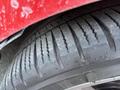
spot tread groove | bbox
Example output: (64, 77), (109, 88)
(19, 52), (27, 87)
(59, 27), (69, 53)
(28, 45), (32, 70)
(51, 31), (64, 69)
(104, 11), (120, 29)
(75, 20), (90, 45)
(112, 8), (120, 14)
(67, 23), (85, 63)
(40, 36), (44, 64)
(34, 40), (43, 78)
(91, 14), (116, 51)
(15, 57), (19, 78)
(82, 17), (99, 42)
(45, 34), (51, 61)
(24, 49), (27, 72)
(10, 63), (16, 90)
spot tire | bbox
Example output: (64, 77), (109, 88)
(1, 5), (120, 90)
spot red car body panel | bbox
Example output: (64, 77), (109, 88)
(0, 0), (98, 42)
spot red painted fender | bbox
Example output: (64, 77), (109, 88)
(0, 0), (98, 42)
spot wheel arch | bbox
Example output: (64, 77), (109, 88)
(0, 0), (98, 42)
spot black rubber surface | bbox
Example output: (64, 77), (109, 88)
(94, 80), (120, 90)
(1, 5), (120, 90)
